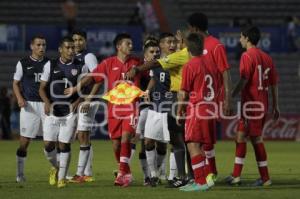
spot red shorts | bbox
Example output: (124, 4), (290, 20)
(237, 115), (266, 137)
(185, 116), (216, 144)
(108, 114), (137, 139)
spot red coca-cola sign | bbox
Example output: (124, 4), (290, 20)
(221, 115), (300, 140)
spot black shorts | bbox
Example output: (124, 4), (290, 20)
(167, 114), (184, 134)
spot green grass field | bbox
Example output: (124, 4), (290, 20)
(0, 140), (299, 199)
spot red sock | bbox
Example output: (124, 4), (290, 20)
(114, 147), (121, 164)
(119, 142), (131, 174)
(253, 143), (269, 182)
(203, 144), (217, 175)
(232, 142), (246, 177)
(191, 154), (206, 185)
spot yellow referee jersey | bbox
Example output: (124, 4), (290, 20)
(157, 48), (190, 91)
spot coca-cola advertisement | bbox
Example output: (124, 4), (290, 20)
(221, 114), (300, 141)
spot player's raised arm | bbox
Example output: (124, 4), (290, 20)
(125, 59), (160, 80)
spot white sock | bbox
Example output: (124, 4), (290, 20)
(44, 149), (58, 168)
(16, 156), (26, 177)
(156, 153), (166, 170)
(58, 152), (71, 181)
(146, 149), (157, 177)
(84, 145), (93, 176)
(160, 155), (167, 177)
(56, 152), (60, 167)
(139, 154), (150, 179)
(168, 152), (177, 180)
(76, 145), (90, 176)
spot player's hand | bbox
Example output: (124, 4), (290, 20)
(64, 86), (77, 96)
(272, 107), (280, 121)
(80, 102), (90, 114)
(125, 68), (137, 80)
(17, 98), (26, 108)
(176, 109), (185, 126)
(175, 30), (184, 49)
(143, 90), (151, 103)
(44, 102), (51, 116)
(71, 101), (80, 113)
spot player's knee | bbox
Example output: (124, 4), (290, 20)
(60, 144), (71, 153)
(156, 143), (167, 155)
(145, 142), (155, 151)
(16, 148), (27, 157)
(44, 144), (56, 153)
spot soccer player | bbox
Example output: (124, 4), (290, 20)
(157, 33), (178, 184)
(69, 30), (98, 183)
(39, 36), (83, 188)
(132, 37), (160, 186)
(65, 33), (141, 187)
(177, 32), (217, 192)
(187, 13), (231, 182)
(143, 34), (176, 187)
(13, 35), (49, 183)
(225, 26), (279, 186)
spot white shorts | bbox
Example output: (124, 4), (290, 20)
(20, 101), (45, 138)
(136, 108), (149, 139)
(77, 101), (99, 132)
(43, 113), (77, 143)
(144, 109), (170, 143)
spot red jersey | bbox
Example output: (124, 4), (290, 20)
(92, 56), (142, 117)
(203, 36), (230, 103)
(181, 56), (219, 116)
(240, 47), (278, 113)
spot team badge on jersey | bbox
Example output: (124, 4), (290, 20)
(71, 69), (78, 76)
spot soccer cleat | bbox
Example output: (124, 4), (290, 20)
(122, 173), (133, 187)
(150, 177), (160, 187)
(114, 173), (124, 186)
(206, 173), (216, 188)
(57, 179), (67, 188)
(143, 177), (151, 186)
(179, 178), (195, 190)
(16, 175), (26, 183)
(252, 178), (272, 186)
(165, 177), (188, 188)
(224, 175), (241, 186)
(49, 167), (58, 186)
(180, 182), (209, 192)
(83, 175), (95, 182)
(68, 175), (85, 183)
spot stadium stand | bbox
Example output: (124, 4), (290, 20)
(0, 0), (136, 25)
(175, 0), (300, 26)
